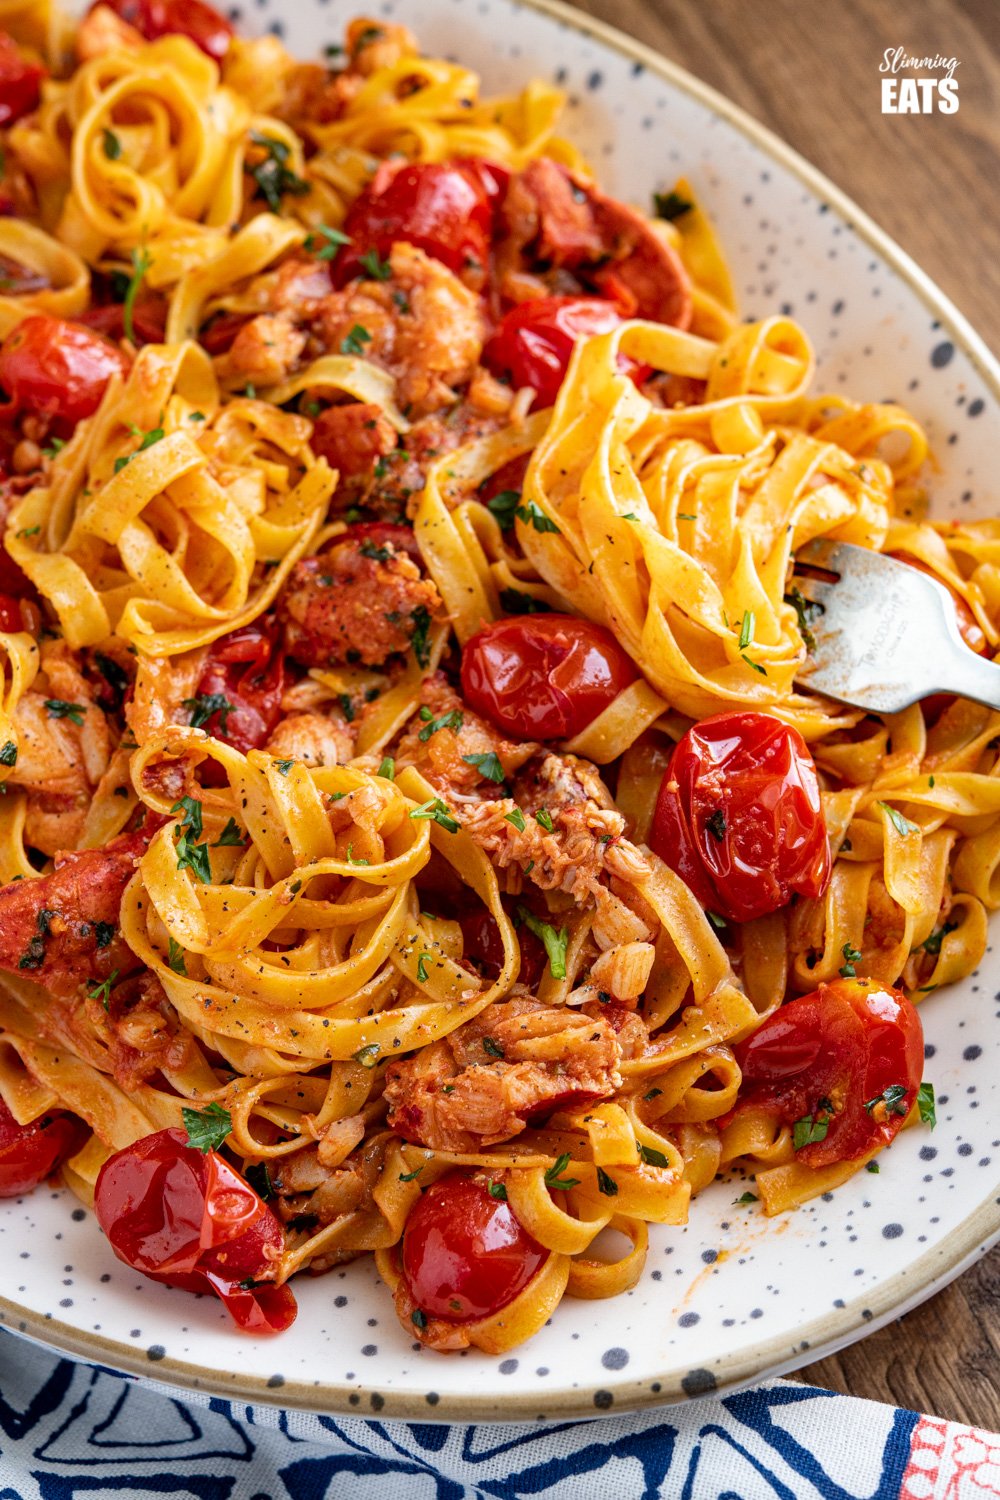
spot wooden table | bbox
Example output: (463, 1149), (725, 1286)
(561, 0), (1000, 1430)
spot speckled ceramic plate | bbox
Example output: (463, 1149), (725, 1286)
(3, 0), (999, 1422)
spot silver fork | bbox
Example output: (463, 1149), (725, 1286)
(790, 539), (1000, 713)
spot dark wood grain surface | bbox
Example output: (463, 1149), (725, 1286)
(561, 0), (1000, 1431)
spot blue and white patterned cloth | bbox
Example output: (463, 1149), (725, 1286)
(1, 1329), (997, 1499)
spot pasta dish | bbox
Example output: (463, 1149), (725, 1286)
(0, 0), (993, 1354)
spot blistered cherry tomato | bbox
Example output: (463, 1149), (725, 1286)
(192, 621), (287, 757)
(401, 1172), (545, 1322)
(483, 296), (649, 408)
(650, 711), (830, 924)
(337, 160), (497, 283)
(729, 977), (924, 1167)
(461, 614), (638, 740)
(95, 0), (233, 61)
(0, 1097), (87, 1198)
(94, 1128), (296, 1333)
(79, 294), (168, 348)
(0, 33), (45, 127)
(0, 315), (129, 431)
(889, 553), (986, 656)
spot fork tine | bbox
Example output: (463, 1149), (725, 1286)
(788, 574), (833, 609)
(795, 537), (845, 573)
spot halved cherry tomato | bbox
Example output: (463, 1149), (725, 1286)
(0, 1097), (87, 1198)
(889, 553), (986, 656)
(0, 593), (25, 632)
(650, 711), (830, 924)
(401, 1171), (545, 1322)
(461, 613), (638, 740)
(94, 1128), (296, 1333)
(0, 33), (45, 128)
(336, 160), (497, 284)
(729, 977), (924, 1167)
(192, 621), (288, 758)
(482, 296), (649, 408)
(95, 0), (233, 61)
(0, 315), (129, 431)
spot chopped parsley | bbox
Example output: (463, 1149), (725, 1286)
(94, 652), (130, 710)
(274, 759), (295, 775)
(486, 489), (521, 530)
(505, 807), (526, 832)
(103, 127), (121, 159)
(359, 248), (392, 281)
(182, 1102), (232, 1153)
(653, 190), (693, 221)
(515, 499), (560, 534)
(87, 969), (119, 1010)
(0, 741), (16, 767)
(488, 1181), (508, 1200)
(398, 1166), (424, 1183)
(377, 756), (395, 780)
(167, 936), (187, 975)
(880, 802), (920, 837)
(742, 654), (767, 675)
(734, 1191), (758, 1205)
(182, 691), (233, 732)
(171, 796), (204, 839)
(305, 224), (351, 261)
(409, 797), (460, 833)
(864, 1083), (909, 1118)
(410, 605), (432, 667)
(792, 1109), (831, 1150)
(247, 131), (310, 212)
(596, 1167), (619, 1197)
(534, 807), (554, 832)
(416, 952), (431, 983)
(462, 750), (505, 783)
(544, 1152), (580, 1191)
(917, 1081), (936, 1128)
(418, 708), (463, 742)
(638, 1143), (670, 1169)
(785, 586), (820, 653)
(738, 609), (755, 650)
(94, 922), (115, 949)
(114, 423), (164, 473)
(359, 539), (392, 561)
(411, 1308), (427, 1330)
(482, 1036), (504, 1059)
(44, 699), (85, 726)
(352, 1044), (380, 1068)
(340, 323), (372, 356)
(866, 1161), (880, 1173)
(920, 922), (957, 955)
(839, 941), (861, 978)
(213, 817), (245, 847)
(18, 908), (56, 970)
(517, 906), (568, 979)
(244, 1162), (273, 1199)
(123, 245), (151, 344)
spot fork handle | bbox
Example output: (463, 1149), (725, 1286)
(938, 642), (1000, 712)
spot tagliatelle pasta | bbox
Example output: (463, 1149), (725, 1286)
(0, 0), (994, 1355)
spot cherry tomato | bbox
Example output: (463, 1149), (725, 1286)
(0, 1097), (87, 1198)
(0, 33), (45, 128)
(650, 711), (830, 924)
(192, 621), (287, 758)
(94, 1128), (296, 1333)
(331, 520), (422, 569)
(0, 593), (25, 632)
(336, 160), (496, 284)
(459, 908), (546, 987)
(79, 294), (168, 348)
(0, 316), (129, 431)
(95, 0), (233, 61)
(461, 614), (638, 740)
(482, 296), (650, 408)
(889, 553), (986, 656)
(730, 977), (924, 1167)
(401, 1172), (545, 1322)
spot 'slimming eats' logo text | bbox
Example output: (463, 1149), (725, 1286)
(880, 48), (959, 113)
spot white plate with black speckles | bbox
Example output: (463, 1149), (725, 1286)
(3, 0), (999, 1423)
